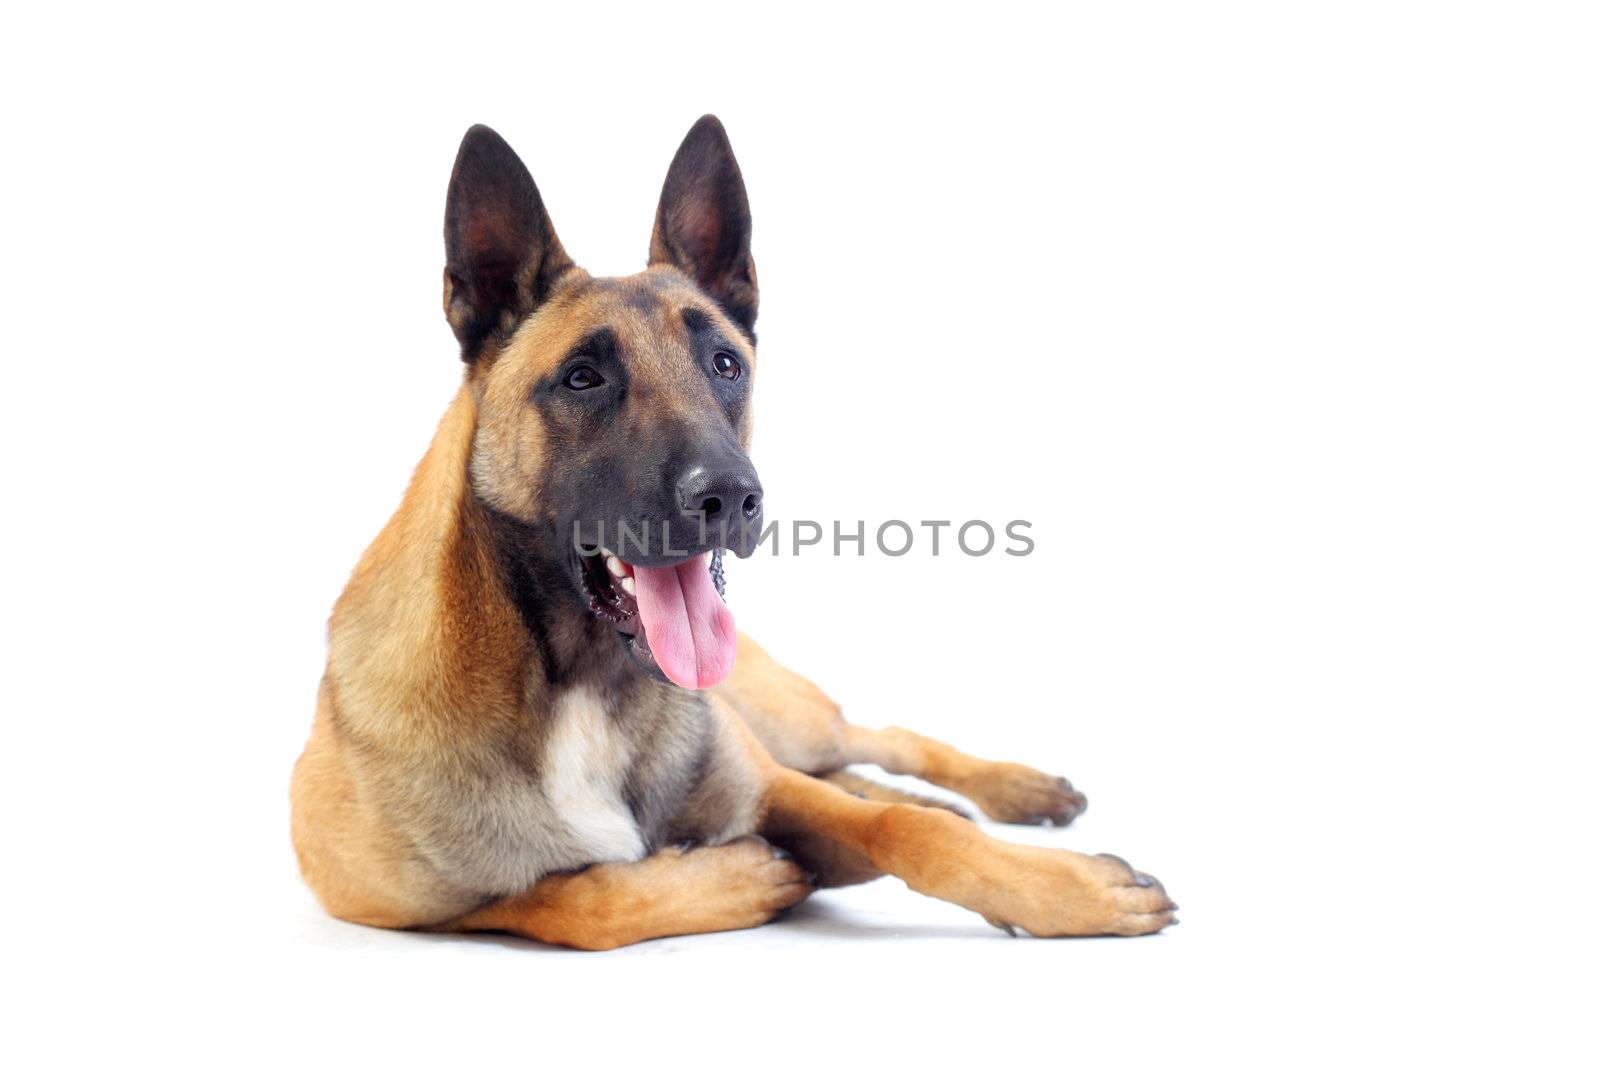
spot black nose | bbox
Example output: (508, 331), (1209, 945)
(676, 462), (763, 522)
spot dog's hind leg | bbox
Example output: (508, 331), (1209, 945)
(436, 837), (813, 950)
(718, 633), (1087, 826)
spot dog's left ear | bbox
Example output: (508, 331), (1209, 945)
(444, 125), (574, 361)
(649, 115), (758, 337)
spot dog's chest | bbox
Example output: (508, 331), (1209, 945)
(423, 681), (717, 897)
(536, 687), (647, 864)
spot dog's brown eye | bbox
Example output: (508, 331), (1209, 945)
(564, 366), (603, 391)
(712, 352), (742, 381)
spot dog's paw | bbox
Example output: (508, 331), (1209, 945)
(673, 836), (815, 929)
(982, 847), (1177, 937)
(966, 764), (1088, 827)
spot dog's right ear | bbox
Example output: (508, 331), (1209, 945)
(443, 125), (573, 361)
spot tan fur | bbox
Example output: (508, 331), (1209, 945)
(291, 340), (1172, 942)
(756, 754), (1175, 937)
(294, 363), (763, 930)
(439, 836), (812, 950)
(716, 633), (1088, 825)
(291, 122), (1173, 947)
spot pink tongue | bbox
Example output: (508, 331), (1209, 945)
(630, 555), (737, 689)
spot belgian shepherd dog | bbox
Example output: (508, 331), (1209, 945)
(291, 116), (1176, 947)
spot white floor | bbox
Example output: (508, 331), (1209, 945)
(37, 763), (1563, 1067)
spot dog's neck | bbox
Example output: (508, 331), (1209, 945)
(328, 384), (637, 744)
(475, 498), (639, 691)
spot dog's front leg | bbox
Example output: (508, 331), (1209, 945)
(438, 837), (813, 950)
(838, 724), (1089, 827)
(760, 767), (1176, 937)
(720, 634), (1087, 826)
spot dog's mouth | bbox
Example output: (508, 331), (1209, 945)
(576, 545), (736, 690)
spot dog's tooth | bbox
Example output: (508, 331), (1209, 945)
(606, 555), (627, 579)
(619, 575), (636, 597)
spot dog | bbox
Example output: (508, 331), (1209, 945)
(290, 116), (1176, 947)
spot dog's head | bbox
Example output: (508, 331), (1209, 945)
(445, 117), (761, 690)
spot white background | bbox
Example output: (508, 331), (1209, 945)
(3, 2), (1596, 1063)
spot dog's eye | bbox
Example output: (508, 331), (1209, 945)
(712, 352), (742, 381)
(564, 366), (603, 391)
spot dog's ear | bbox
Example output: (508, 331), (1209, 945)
(649, 115), (757, 337)
(444, 125), (573, 361)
